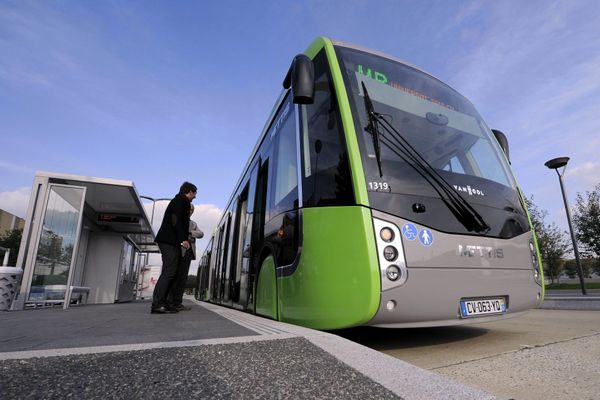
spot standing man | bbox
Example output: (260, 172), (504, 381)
(168, 204), (203, 311)
(151, 181), (196, 314)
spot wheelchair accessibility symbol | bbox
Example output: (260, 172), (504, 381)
(402, 224), (418, 241)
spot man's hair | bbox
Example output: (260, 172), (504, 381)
(179, 181), (197, 195)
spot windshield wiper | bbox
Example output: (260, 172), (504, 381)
(361, 82), (383, 177)
(359, 81), (490, 233)
(378, 117), (490, 233)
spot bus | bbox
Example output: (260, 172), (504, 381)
(196, 37), (544, 329)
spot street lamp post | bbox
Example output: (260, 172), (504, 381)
(140, 196), (170, 268)
(140, 196), (171, 228)
(544, 157), (587, 295)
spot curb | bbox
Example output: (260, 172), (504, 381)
(541, 296), (600, 310)
(193, 299), (495, 400)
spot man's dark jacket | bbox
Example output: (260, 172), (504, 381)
(155, 194), (191, 246)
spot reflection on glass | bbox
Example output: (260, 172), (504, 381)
(120, 240), (134, 282)
(29, 186), (84, 302)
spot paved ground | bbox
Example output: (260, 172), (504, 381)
(0, 299), (493, 400)
(0, 338), (399, 400)
(0, 300), (256, 352)
(5, 296), (596, 399)
(437, 333), (600, 400)
(335, 309), (600, 400)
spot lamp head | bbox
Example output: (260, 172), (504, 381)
(545, 157), (570, 170)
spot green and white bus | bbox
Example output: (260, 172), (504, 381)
(196, 37), (544, 329)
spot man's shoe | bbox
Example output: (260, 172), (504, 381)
(151, 305), (178, 314)
(173, 304), (192, 311)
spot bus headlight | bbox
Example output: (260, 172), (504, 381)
(380, 227), (394, 242)
(386, 265), (401, 281)
(383, 246), (398, 261)
(373, 218), (409, 291)
(529, 239), (542, 285)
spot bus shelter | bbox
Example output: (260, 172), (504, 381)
(12, 172), (158, 310)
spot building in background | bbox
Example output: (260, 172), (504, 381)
(0, 209), (25, 235)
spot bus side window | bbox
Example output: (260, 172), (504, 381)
(214, 213), (231, 301)
(269, 96), (298, 216)
(210, 223), (225, 300)
(442, 156), (466, 174)
(301, 50), (354, 207)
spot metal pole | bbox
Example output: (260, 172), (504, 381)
(151, 201), (156, 227)
(2, 249), (9, 266)
(147, 201), (157, 268)
(140, 196), (155, 267)
(556, 169), (587, 295)
(140, 196), (170, 268)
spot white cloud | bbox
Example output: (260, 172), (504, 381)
(448, 2), (485, 32)
(0, 160), (35, 175)
(538, 56), (600, 115)
(0, 187), (31, 218)
(437, 2), (600, 235)
(191, 204), (223, 238)
(566, 161), (600, 190)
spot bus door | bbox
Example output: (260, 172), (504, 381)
(222, 205), (237, 306)
(232, 165), (258, 310)
(265, 96), (300, 277)
(218, 214), (231, 303)
(197, 237), (212, 300)
(210, 215), (230, 302)
(249, 159), (269, 311)
(209, 224), (223, 301)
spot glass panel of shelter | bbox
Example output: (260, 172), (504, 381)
(28, 184), (86, 306)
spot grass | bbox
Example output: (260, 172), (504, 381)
(546, 282), (600, 290)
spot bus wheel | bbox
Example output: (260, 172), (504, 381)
(255, 255), (278, 320)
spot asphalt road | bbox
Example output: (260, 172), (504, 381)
(335, 309), (600, 400)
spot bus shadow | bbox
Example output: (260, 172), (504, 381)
(332, 325), (490, 351)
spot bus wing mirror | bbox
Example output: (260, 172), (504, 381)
(283, 54), (315, 104)
(492, 129), (510, 163)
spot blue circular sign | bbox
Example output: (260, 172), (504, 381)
(402, 223), (418, 241)
(418, 229), (434, 247)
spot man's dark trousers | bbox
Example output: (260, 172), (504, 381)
(168, 250), (193, 306)
(152, 243), (181, 309)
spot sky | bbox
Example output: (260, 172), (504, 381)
(1, 1), (600, 271)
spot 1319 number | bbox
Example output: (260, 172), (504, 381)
(368, 181), (390, 191)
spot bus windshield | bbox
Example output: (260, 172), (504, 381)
(335, 45), (528, 238)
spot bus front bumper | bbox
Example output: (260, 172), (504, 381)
(368, 267), (542, 328)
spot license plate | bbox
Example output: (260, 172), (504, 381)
(460, 298), (506, 318)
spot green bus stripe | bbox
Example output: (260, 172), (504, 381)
(519, 186), (545, 302)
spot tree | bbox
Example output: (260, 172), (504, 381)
(0, 229), (22, 266)
(564, 258), (595, 279)
(184, 275), (197, 295)
(524, 197), (570, 284)
(573, 183), (600, 259)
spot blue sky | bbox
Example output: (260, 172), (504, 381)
(1, 1), (600, 263)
